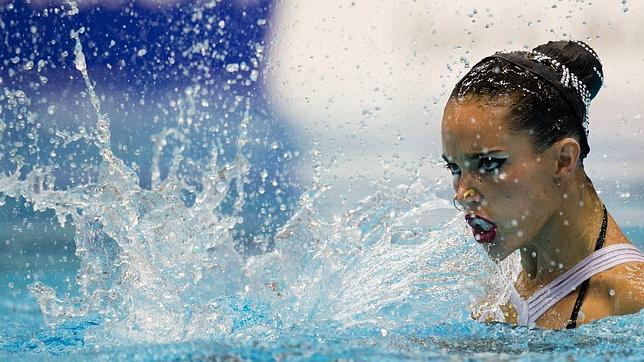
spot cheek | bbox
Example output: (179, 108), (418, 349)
(485, 169), (541, 219)
(490, 168), (554, 231)
(491, 161), (548, 198)
(486, 170), (527, 201)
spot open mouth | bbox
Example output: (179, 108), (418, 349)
(465, 214), (497, 243)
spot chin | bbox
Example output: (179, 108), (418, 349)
(481, 235), (519, 262)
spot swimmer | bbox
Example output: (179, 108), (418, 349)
(441, 40), (644, 329)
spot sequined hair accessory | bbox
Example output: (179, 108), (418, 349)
(483, 41), (603, 137)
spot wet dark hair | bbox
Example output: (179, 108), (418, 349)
(449, 40), (604, 160)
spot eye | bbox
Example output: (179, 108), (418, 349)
(445, 162), (461, 176)
(477, 156), (507, 173)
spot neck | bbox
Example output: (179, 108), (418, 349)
(520, 172), (605, 283)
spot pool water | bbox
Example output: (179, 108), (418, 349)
(1, 204), (643, 361)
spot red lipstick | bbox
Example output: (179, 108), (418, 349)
(465, 214), (497, 243)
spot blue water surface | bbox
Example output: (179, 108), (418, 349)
(1, 228), (643, 361)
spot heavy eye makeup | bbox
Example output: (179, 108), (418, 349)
(477, 156), (507, 174)
(445, 162), (461, 175)
(442, 154), (508, 176)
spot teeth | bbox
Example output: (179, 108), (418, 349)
(473, 218), (492, 231)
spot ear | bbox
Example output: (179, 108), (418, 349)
(553, 138), (581, 179)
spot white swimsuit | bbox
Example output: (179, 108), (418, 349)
(507, 243), (644, 327)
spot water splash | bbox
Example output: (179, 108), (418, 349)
(0, 9), (518, 353)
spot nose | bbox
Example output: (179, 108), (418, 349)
(454, 172), (481, 210)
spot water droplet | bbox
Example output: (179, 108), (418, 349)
(47, 105), (57, 115)
(225, 63), (239, 72)
(460, 56), (470, 68)
(74, 51), (86, 71)
(215, 181), (227, 193)
(249, 69), (259, 82)
(137, 48), (147, 57)
(380, 328), (388, 337)
(618, 191), (630, 200)
(578, 310), (585, 321)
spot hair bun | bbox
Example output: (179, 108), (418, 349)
(533, 40), (603, 102)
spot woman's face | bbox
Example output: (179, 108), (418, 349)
(441, 98), (561, 261)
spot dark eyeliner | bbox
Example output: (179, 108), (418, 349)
(477, 156), (507, 173)
(444, 162), (461, 175)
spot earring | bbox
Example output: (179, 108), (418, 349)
(453, 195), (464, 211)
(464, 188), (476, 198)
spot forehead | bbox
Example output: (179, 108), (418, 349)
(441, 99), (519, 157)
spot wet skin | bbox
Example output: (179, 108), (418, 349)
(441, 97), (644, 328)
(441, 98), (563, 261)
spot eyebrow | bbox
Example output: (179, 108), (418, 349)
(442, 149), (505, 162)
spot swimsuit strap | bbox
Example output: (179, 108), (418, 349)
(508, 283), (529, 326)
(525, 244), (644, 326)
(505, 207), (644, 327)
(566, 204), (607, 329)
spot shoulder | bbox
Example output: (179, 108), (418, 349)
(592, 255), (644, 315)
